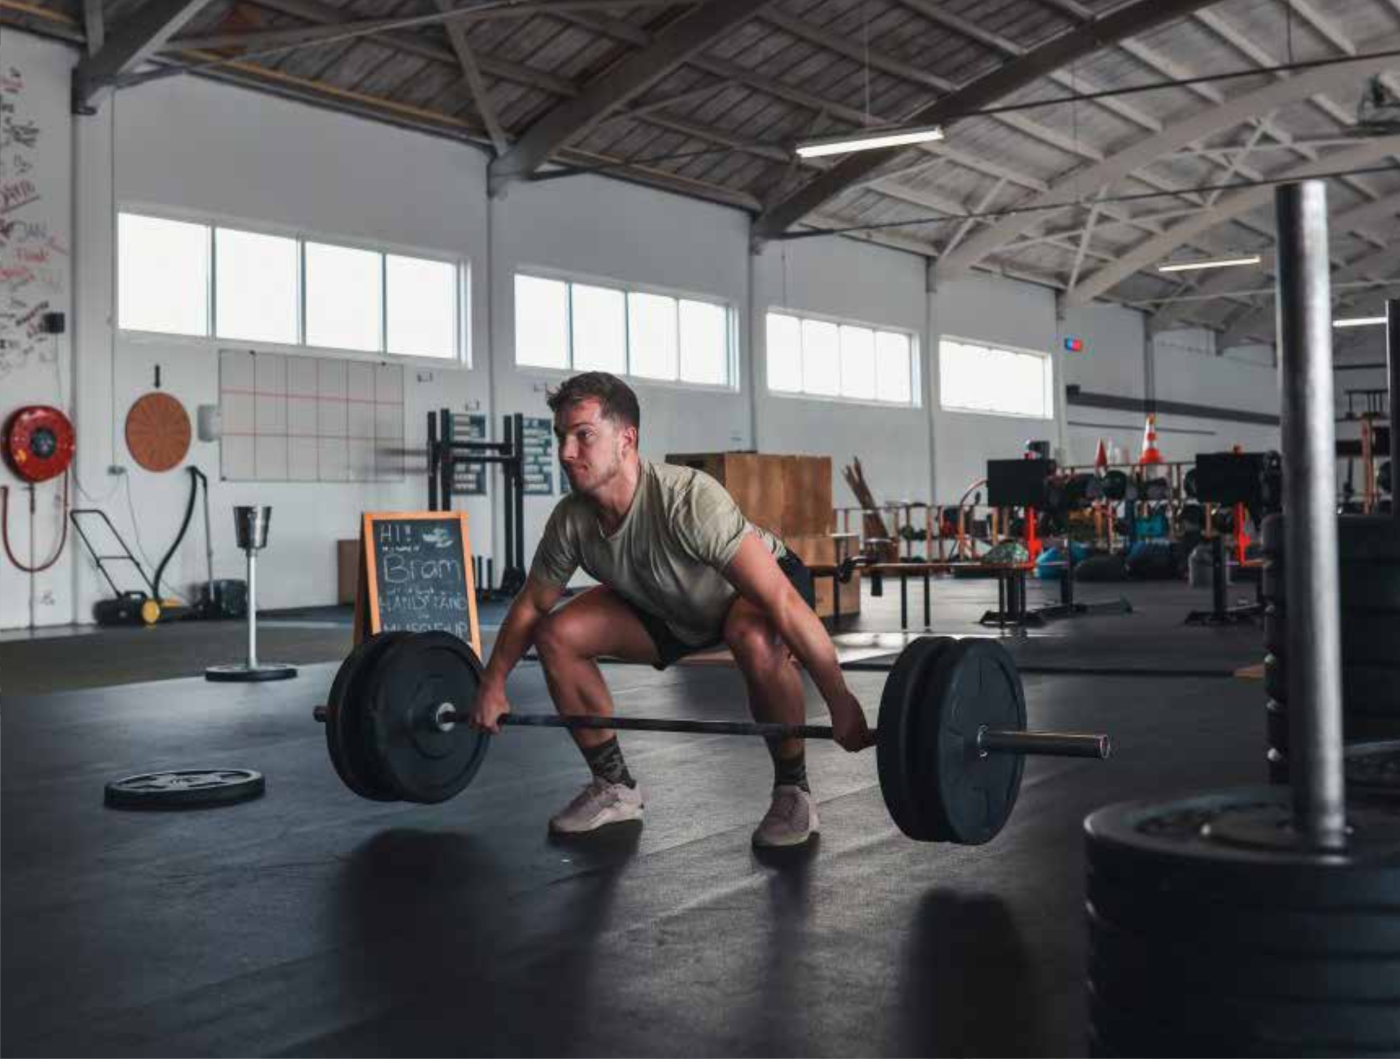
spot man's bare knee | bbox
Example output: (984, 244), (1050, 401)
(727, 617), (784, 673)
(535, 611), (583, 663)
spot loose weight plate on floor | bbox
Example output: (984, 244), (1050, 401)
(104, 768), (264, 809)
(1084, 787), (1400, 1056)
(324, 632), (411, 801)
(877, 637), (1026, 844)
(364, 631), (491, 804)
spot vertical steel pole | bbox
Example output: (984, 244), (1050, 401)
(246, 548), (258, 670)
(427, 411), (439, 511)
(1274, 181), (1346, 848)
(1388, 298), (1399, 519)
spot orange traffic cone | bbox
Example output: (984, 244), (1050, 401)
(1094, 438), (1109, 472)
(1139, 414), (1163, 466)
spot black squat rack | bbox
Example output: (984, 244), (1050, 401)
(427, 409), (527, 597)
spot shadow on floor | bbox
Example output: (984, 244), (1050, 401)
(886, 889), (1041, 1056)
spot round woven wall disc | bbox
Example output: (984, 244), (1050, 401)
(125, 392), (192, 472)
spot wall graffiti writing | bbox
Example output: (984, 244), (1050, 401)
(1, 62), (69, 380)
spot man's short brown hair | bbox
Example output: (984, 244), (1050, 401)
(546, 372), (640, 433)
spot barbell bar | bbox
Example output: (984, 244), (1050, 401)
(311, 703), (1109, 759)
(313, 630), (1112, 844)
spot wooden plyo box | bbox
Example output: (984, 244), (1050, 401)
(666, 451), (855, 619)
(666, 452), (786, 537)
(781, 455), (834, 537)
(665, 452), (834, 539)
(336, 539), (359, 604)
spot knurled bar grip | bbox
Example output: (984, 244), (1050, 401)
(310, 705), (1110, 759)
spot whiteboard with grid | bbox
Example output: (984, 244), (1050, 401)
(218, 349), (405, 482)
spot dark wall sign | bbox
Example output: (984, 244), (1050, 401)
(521, 415), (555, 496)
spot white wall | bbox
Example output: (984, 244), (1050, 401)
(84, 74), (496, 617)
(3, 28), (1304, 629)
(0, 33), (73, 629)
(751, 236), (931, 510)
(488, 172), (753, 552)
(930, 274), (1061, 500)
(1059, 303), (1150, 469)
(1152, 328), (1282, 461)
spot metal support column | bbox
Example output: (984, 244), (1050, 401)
(1274, 180), (1346, 849)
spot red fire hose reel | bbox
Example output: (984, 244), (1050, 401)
(4, 405), (76, 484)
(3, 405), (76, 575)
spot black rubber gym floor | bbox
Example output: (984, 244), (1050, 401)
(2, 580), (1266, 1057)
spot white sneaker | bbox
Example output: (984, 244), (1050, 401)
(548, 777), (644, 834)
(752, 785), (819, 848)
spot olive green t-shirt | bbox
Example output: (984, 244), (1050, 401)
(529, 459), (786, 645)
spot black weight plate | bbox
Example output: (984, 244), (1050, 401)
(1266, 697), (1286, 753)
(1087, 912), (1400, 1001)
(1178, 503), (1206, 535)
(923, 639), (1026, 844)
(1252, 700), (1398, 759)
(1262, 513), (1400, 562)
(1351, 713), (1400, 742)
(1348, 740), (1400, 800)
(1261, 512), (1282, 556)
(1263, 654), (1400, 716)
(365, 631), (491, 804)
(1087, 984), (1400, 1056)
(1265, 605), (1400, 666)
(876, 636), (957, 840)
(1261, 561), (1400, 609)
(1088, 862), (1400, 955)
(1086, 868), (1400, 956)
(324, 632), (410, 801)
(104, 768), (264, 809)
(1084, 787), (1400, 911)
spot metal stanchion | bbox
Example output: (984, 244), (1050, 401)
(206, 506), (298, 683)
(1275, 180), (1346, 848)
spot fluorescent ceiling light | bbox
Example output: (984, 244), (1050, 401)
(795, 125), (945, 158)
(1333, 316), (1388, 328)
(1157, 255), (1262, 273)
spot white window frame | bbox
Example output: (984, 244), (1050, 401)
(116, 204), (470, 367)
(938, 334), (1055, 420)
(764, 306), (921, 408)
(513, 267), (738, 392)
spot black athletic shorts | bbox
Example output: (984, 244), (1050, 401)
(623, 550), (817, 670)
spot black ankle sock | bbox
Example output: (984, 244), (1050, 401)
(582, 736), (635, 788)
(766, 739), (810, 793)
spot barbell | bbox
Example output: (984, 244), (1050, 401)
(314, 630), (1111, 845)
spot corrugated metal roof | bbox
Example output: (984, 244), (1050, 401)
(9, 0), (1395, 320)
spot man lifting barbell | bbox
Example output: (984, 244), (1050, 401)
(468, 372), (874, 847)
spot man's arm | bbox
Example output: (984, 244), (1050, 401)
(724, 534), (874, 751)
(470, 575), (566, 732)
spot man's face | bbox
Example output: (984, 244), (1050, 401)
(555, 398), (635, 494)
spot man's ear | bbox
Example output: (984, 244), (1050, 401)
(621, 423), (639, 455)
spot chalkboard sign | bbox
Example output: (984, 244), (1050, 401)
(356, 511), (480, 656)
